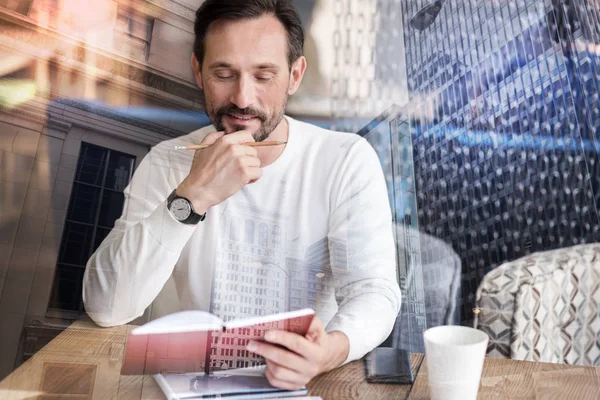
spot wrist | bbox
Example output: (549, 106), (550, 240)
(176, 182), (213, 215)
(324, 331), (350, 371)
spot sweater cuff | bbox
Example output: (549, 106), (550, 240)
(146, 199), (197, 252)
(325, 315), (373, 365)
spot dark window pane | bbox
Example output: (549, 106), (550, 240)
(105, 152), (134, 191)
(58, 222), (93, 266)
(97, 190), (125, 228)
(48, 265), (85, 311)
(75, 145), (108, 186)
(51, 142), (136, 314)
(66, 183), (100, 224)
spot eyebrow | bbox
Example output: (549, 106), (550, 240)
(207, 62), (280, 71)
(208, 62), (234, 70)
(254, 63), (280, 71)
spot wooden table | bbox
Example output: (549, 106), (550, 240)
(1, 321), (600, 399)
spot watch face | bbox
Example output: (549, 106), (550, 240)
(170, 198), (192, 221)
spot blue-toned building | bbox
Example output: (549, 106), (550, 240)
(397, 0), (600, 323)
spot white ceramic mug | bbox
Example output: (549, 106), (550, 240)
(423, 325), (489, 400)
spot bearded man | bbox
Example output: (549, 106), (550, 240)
(83, 0), (401, 390)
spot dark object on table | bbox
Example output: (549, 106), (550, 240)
(365, 347), (414, 384)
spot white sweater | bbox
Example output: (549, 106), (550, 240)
(83, 116), (401, 363)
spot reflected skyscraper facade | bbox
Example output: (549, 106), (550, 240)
(400, 0), (600, 323)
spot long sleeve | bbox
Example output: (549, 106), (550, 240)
(324, 138), (402, 363)
(82, 146), (196, 327)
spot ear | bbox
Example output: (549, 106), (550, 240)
(287, 56), (307, 96)
(191, 53), (204, 90)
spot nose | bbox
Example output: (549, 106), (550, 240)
(230, 74), (255, 110)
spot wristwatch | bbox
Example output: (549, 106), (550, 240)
(167, 189), (206, 225)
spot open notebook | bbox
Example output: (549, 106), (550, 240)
(120, 308), (315, 375)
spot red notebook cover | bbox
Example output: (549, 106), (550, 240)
(120, 309), (315, 375)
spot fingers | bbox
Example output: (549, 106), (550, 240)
(265, 361), (307, 391)
(305, 317), (325, 341)
(263, 330), (316, 358)
(236, 156), (262, 184)
(247, 340), (309, 374)
(222, 130), (255, 145)
(199, 129), (255, 148)
(242, 145), (259, 157)
(200, 131), (225, 145)
(241, 156), (261, 168)
(216, 130), (258, 158)
(245, 167), (262, 184)
(182, 128), (264, 207)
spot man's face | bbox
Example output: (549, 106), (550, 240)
(192, 15), (305, 141)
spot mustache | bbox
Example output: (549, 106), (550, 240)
(216, 105), (267, 121)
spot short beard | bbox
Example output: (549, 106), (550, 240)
(208, 98), (287, 142)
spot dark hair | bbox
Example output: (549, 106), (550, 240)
(193, 0), (304, 69)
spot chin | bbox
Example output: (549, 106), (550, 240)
(253, 131), (271, 142)
(226, 123), (267, 141)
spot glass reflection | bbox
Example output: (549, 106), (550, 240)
(2, 0), (600, 388)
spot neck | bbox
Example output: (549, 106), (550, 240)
(256, 117), (289, 167)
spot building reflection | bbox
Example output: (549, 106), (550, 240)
(399, 0), (600, 324)
(0, 0), (207, 380)
(3, 0), (600, 382)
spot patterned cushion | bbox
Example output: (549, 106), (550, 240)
(475, 243), (600, 366)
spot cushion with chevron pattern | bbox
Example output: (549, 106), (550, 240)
(475, 243), (600, 365)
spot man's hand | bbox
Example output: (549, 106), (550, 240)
(176, 130), (262, 214)
(246, 317), (350, 390)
